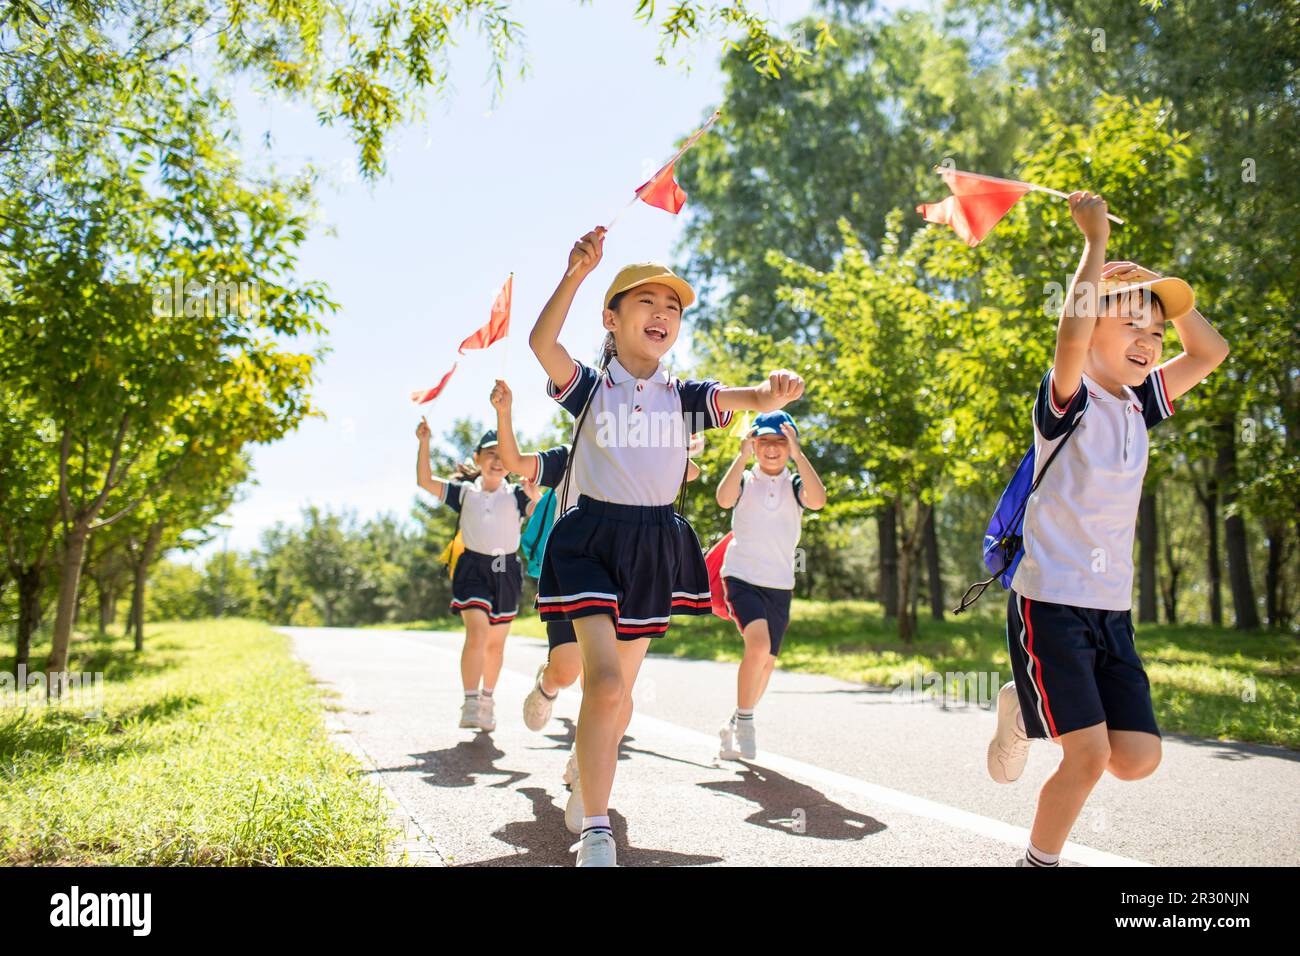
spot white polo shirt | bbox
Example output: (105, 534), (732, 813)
(721, 467), (805, 590)
(546, 357), (732, 507)
(1011, 367), (1175, 611)
(441, 477), (531, 555)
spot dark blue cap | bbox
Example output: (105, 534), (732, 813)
(750, 411), (796, 437)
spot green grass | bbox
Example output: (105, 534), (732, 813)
(377, 601), (1300, 749)
(0, 619), (395, 865)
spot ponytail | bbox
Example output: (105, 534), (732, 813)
(452, 461), (482, 482)
(598, 331), (617, 371)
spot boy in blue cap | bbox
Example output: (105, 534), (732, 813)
(714, 410), (826, 760)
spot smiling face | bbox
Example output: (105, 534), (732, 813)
(603, 281), (682, 365)
(1087, 289), (1166, 391)
(754, 433), (789, 473)
(474, 446), (507, 481)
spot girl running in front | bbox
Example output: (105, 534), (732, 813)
(531, 225), (806, 866)
(490, 378), (704, 836)
(415, 417), (541, 732)
(714, 410), (826, 761)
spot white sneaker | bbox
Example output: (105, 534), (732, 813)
(987, 682), (1031, 783)
(459, 697), (479, 728)
(562, 749), (579, 787)
(734, 716), (757, 759)
(564, 780), (584, 835)
(572, 829), (617, 867)
(718, 719), (743, 760)
(522, 664), (555, 732)
(476, 696), (497, 732)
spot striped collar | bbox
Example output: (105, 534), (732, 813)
(605, 357), (671, 387)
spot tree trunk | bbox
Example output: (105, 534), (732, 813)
(98, 586), (114, 636)
(46, 523), (90, 681)
(131, 521), (165, 651)
(1264, 519), (1287, 629)
(13, 565), (44, 671)
(1196, 473), (1223, 626)
(1161, 500), (1181, 625)
(1137, 488), (1158, 624)
(923, 504), (944, 621)
(1216, 421), (1260, 630)
(895, 499), (930, 644)
(878, 502), (898, 618)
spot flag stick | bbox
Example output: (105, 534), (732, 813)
(933, 166), (1125, 224)
(565, 110), (723, 277)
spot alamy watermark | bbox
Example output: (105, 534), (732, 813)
(152, 275), (260, 319)
(1, 665), (105, 711)
(891, 669), (1001, 708)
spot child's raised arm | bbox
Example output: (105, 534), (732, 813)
(782, 422), (827, 510)
(530, 226), (606, 387)
(716, 369), (806, 415)
(1103, 262), (1229, 402)
(415, 417), (448, 499)
(489, 379), (538, 481)
(1053, 190), (1111, 408)
(716, 437), (754, 509)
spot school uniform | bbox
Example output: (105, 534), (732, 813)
(536, 357), (732, 639)
(441, 477), (532, 624)
(1006, 367), (1174, 739)
(720, 467), (805, 655)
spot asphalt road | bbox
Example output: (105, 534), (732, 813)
(283, 626), (1299, 867)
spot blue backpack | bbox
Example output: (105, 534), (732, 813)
(520, 486), (557, 580)
(953, 408), (1083, 614)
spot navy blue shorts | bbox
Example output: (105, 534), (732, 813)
(536, 495), (712, 639)
(547, 620), (576, 651)
(721, 575), (792, 656)
(450, 550), (522, 624)
(1006, 591), (1160, 739)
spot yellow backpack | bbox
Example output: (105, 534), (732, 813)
(439, 529), (466, 579)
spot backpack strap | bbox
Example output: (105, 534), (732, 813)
(556, 367), (601, 517)
(952, 407), (1085, 615)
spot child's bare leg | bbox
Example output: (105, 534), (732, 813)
(1029, 722), (1111, 854)
(737, 621), (773, 709)
(1107, 730), (1161, 781)
(574, 616), (649, 816)
(544, 643), (582, 691)
(754, 655), (777, 704)
(480, 621), (510, 691)
(459, 609), (490, 691)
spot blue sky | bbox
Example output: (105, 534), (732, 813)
(194, 1), (847, 559)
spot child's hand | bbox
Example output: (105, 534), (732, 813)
(739, 435), (756, 461)
(490, 379), (512, 411)
(688, 432), (705, 457)
(416, 416), (431, 442)
(567, 227), (606, 279)
(757, 369), (805, 410)
(780, 422), (802, 459)
(521, 478), (543, 502)
(1102, 261), (1161, 284)
(1069, 190), (1110, 244)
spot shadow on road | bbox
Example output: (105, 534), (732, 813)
(700, 764), (887, 842)
(463, 788), (725, 867)
(384, 734), (531, 789)
(1162, 732), (1300, 763)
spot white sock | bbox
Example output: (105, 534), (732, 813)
(1024, 842), (1060, 867)
(735, 708), (754, 721)
(582, 815), (612, 836)
(481, 687), (494, 699)
(464, 690), (479, 700)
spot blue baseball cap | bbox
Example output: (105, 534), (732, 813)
(475, 430), (499, 453)
(750, 411), (797, 437)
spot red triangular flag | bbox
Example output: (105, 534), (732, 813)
(410, 363), (458, 404)
(636, 161), (688, 214)
(458, 275), (512, 354)
(917, 169), (1032, 247)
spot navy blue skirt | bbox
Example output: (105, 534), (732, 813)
(536, 495), (712, 639)
(450, 549), (522, 624)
